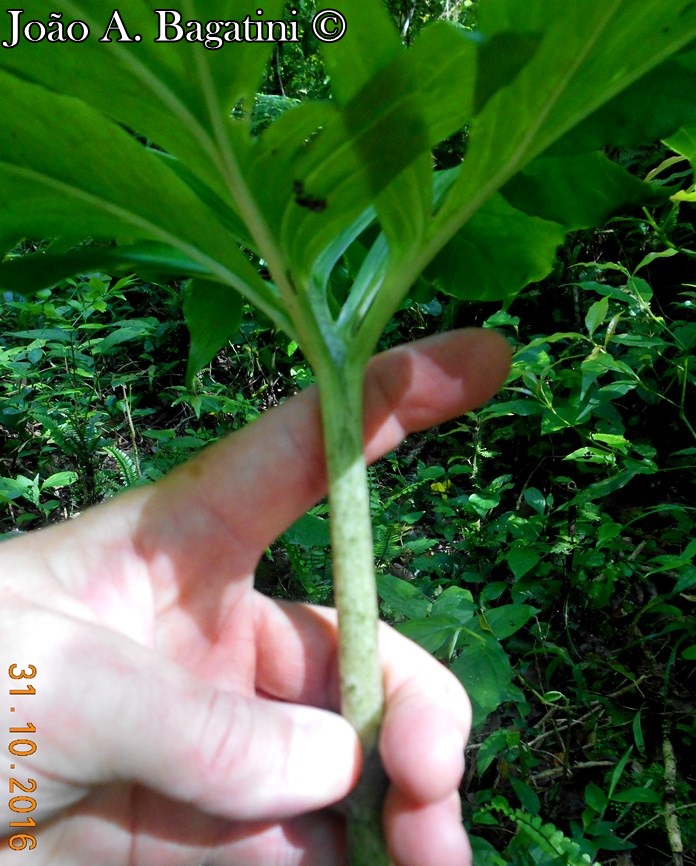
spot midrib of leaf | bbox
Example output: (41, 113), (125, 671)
(1, 161), (291, 332)
(350, 6), (616, 347)
(185, 11), (315, 349)
(431, 2), (617, 243)
(61, 0), (314, 349)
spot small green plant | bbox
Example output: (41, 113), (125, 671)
(0, 271), (194, 525)
(1, 1), (695, 860)
(479, 796), (594, 865)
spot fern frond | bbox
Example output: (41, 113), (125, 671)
(34, 411), (81, 456)
(35, 411), (104, 458)
(101, 445), (140, 487)
(485, 797), (595, 866)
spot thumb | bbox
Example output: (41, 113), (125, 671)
(37, 622), (361, 822)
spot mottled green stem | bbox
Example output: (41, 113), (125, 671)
(316, 356), (392, 866)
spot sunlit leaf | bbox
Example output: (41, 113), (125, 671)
(432, 0), (696, 251)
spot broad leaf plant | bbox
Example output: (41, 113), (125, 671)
(1, 1), (695, 861)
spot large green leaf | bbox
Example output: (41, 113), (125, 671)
(2, 0), (696, 371)
(451, 635), (525, 727)
(555, 49), (696, 153)
(350, 0), (696, 348)
(372, 23), (478, 254)
(365, 19), (541, 259)
(0, 0), (282, 193)
(426, 194), (567, 304)
(320, 0), (403, 105)
(184, 279), (245, 384)
(502, 152), (665, 230)
(272, 23), (480, 280)
(474, 30), (541, 114)
(0, 69), (287, 329)
(0, 243), (215, 295)
(665, 126), (696, 167)
(427, 148), (665, 304)
(432, 0), (696, 244)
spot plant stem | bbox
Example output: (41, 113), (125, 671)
(316, 355), (392, 866)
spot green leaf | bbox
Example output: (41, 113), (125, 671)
(477, 728), (520, 776)
(0, 0), (283, 191)
(612, 788), (661, 805)
(632, 708), (645, 755)
(674, 567), (696, 594)
(563, 49), (696, 152)
(607, 747), (633, 800)
(507, 547), (541, 580)
(480, 604), (538, 640)
(0, 69), (287, 328)
(510, 778), (541, 815)
(427, 194), (567, 304)
(564, 446), (615, 466)
(377, 573), (430, 620)
(451, 635), (524, 727)
(590, 834), (635, 852)
(41, 472), (78, 490)
(466, 491), (502, 518)
(279, 21), (479, 279)
(183, 279), (244, 384)
(572, 469), (638, 505)
(523, 487), (546, 515)
(431, 585), (476, 621)
(397, 615), (462, 656)
(91, 319), (156, 354)
(541, 403), (582, 435)
(283, 512), (331, 548)
(584, 782), (608, 813)
(479, 399), (544, 420)
(585, 297), (610, 337)
(374, 23), (477, 253)
(598, 522), (622, 546)
(432, 0), (696, 255)
(503, 152), (664, 232)
(0, 243), (215, 296)
(0, 476), (36, 504)
(320, 0), (402, 106)
(469, 836), (506, 866)
(666, 125), (696, 165)
(474, 31), (542, 113)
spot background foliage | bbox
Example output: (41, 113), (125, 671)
(1, 1), (695, 864)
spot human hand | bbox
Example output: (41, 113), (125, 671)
(0, 329), (510, 866)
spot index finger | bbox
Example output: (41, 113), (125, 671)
(139, 328), (511, 569)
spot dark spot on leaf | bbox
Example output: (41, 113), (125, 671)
(296, 195), (327, 212)
(292, 179), (327, 212)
